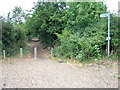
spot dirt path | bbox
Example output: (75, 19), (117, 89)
(1, 42), (118, 88)
(30, 42), (45, 59)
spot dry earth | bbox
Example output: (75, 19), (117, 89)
(1, 42), (118, 88)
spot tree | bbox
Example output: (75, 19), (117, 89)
(26, 2), (66, 46)
(53, 2), (109, 60)
(62, 2), (107, 31)
(12, 6), (25, 24)
(1, 7), (26, 56)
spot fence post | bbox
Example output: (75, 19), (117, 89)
(34, 47), (37, 59)
(20, 48), (23, 59)
(51, 48), (53, 56)
(3, 50), (5, 59)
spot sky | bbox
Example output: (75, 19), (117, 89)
(0, 0), (119, 16)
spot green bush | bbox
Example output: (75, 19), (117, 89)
(53, 21), (107, 60)
(53, 15), (120, 60)
(2, 21), (26, 56)
(26, 2), (66, 46)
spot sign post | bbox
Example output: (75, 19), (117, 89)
(100, 12), (110, 57)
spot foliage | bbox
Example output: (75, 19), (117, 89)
(54, 15), (120, 60)
(54, 20), (107, 60)
(62, 2), (107, 31)
(2, 21), (26, 56)
(1, 2), (119, 61)
(52, 2), (108, 60)
(25, 2), (119, 60)
(1, 7), (27, 56)
(11, 6), (25, 24)
(26, 2), (66, 46)
(110, 16), (120, 55)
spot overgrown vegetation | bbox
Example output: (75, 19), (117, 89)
(1, 2), (119, 61)
(1, 7), (27, 56)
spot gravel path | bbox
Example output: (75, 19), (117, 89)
(2, 58), (118, 88)
(1, 42), (118, 88)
